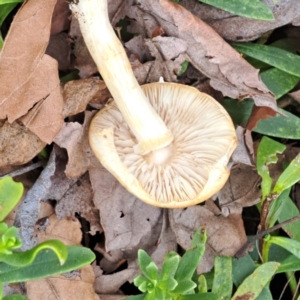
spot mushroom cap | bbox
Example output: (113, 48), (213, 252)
(89, 82), (238, 208)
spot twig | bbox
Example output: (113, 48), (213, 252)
(0, 161), (45, 179)
(235, 215), (300, 258)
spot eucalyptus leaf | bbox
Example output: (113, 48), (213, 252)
(233, 43), (300, 77)
(256, 136), (286, 199)
(0, 177), (24, 222)
(232, 262), (279, 300)
(198, 0), (274, 20)
(0, 246), (95, 283)
(273, 153), (300, 194)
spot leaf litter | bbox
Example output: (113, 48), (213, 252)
(1, 0), (299, 298)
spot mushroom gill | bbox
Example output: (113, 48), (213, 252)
(90, 82), (237, 207)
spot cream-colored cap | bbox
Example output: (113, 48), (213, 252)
(89, 82), (237, 208)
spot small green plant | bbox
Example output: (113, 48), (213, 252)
(0, 177), (95, 300)
(127, 227), (279, 300)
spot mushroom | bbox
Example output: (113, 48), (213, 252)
(70, 0), (238, 208)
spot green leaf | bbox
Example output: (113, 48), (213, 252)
(232, 262), (279, 300)
(134, 275), (151, 293)
(145, 262), (159, 280)
(233, 43), (300, 77)
(178, 292), (219, 300)
(267, 236), (300, 260)
(0, 0), (23, 3)
(266, 188), (289, 228)
(260, 68), (299, 99)
(175, 246), (205, 282)
(138, 250), (156, 280)
(125, 295), (145, 300)
(255, 108), (300, 139)
(2, 295), (27, 300)
(0, 240), (68, 267)
(277, 193), (300, 241)
(198, 0), (274, 20)
(256, 136), (286, 199)
(177, 60), (189, 76)
(0, 245), (95, 283)
(0, 31), (3, 50)
(0, 3), (18, 27)
(190, 227), (207, 249)
(172, 279), (196, 294)
(232, 254), (256, 286)
(157, 277), (177, 291)
(197, 274), (207, 293)
(273, 153), (300, 194)
(161, 251), (180, 280)
(212, 256), (232, 299)
(278, 254), (300, 273)
(0, 177), (24, 222)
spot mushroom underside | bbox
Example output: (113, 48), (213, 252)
(89, 82), (237, 207)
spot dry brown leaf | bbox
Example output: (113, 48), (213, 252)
(46, 32), (70, 71)
(27, 212), (98, 300)
(27, 266), (99, 300)
(0, 121), (46, 168)
(0, 0), (64, 143)
(55, 172), (100, 235)
(69, 17), (98, 78)
(179, 0), (300, 42)
(169, 201), (247, 273)
(231, 126), (254, 166)
(132, 0), (277, 113)
(51, 0), (71, 35)
(218, 164), (261, 216)
(290, 89), (300, 103)
(54, 111), (100, 178)
(62, 79), (111, 117)
(34, 214), (82, 245)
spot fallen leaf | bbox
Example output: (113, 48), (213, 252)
(51, 0), (71, 35)
(0, 0), (64, 143)
(14, 146), (73, 250)
(290, 89), (300, 103)
(131, 0), (277, 112)
(46, 32), (70, 71)
(69, 17), (98, 78)
(0, 121), (46, 168)
(27, 212), (98, 300)
(246, 105), (277, 131)
(231, 126), (254, 166)
(169, 200), (247, 273)
(62, 78), (111, 117)
(55, 172), (101, 235)
(27, 266), (99, 300)
(180, 0), (300, 42)
(54, 111), (99, 178)
(218, 164), (261, 216)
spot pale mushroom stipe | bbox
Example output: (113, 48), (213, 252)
(70, 0), (238, 208)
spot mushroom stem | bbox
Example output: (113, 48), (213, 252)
(70, 0), (173, 155)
